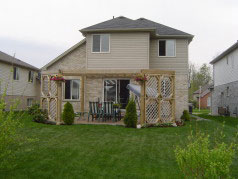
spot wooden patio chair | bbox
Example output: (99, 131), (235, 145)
(102, 102), (121, 122)
(88, 102), (101, 122)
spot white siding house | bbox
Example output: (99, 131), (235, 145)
(210, 41), (238, 117)
(0, 51), (40, 110)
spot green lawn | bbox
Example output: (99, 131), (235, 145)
(192, 108), (210, 114)
(0, 114), (238, 178)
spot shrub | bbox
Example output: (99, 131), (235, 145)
(123, 99), (137, 128)
(28, 104), (47, 123)
(27, 103), (40, 115)
(62, 102), (75, 125)
(180, 110), (190, 121)
(174, 130), (237, 178)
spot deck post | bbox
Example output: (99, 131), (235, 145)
(80, 75), (85, 113)
(140, 78), (146, 125)
(56, 70), (62, 125)
(172, 75), (176, 122)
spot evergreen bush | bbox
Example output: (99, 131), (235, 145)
(180, 110), (190, 121)
(123, 99), (137, 128)
(62, 102), (75, 125)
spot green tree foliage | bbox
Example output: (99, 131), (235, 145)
(189, 63), (212, 100)
(123, 99), (137, 128)
(175, 129), (237, 178)
(0, 94), (34, 169)
(62, 102), (75, 125)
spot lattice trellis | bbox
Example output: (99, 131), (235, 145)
(49, 98), (57, 121)
(41, 75), (58, 122)
(42, 75), (50, 96)
(144, 74), (175, 124)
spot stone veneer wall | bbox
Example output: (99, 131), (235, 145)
(175, 74), (188, 120)
(211, 80), (238, 117)
(1, 95), (39, 110)
(47, 43), (86, 71)
(84, 77), (104, 112)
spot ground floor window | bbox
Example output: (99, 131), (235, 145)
(103, 79), (130, 108)
(64, 80), (80, 100)
(27, 98), (33, 107)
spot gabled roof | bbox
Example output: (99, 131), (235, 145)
(80, 16), (193, 38)
(193, 84), (213, 97)
(0, 51), (39, 71)
(210, 41), (238, 64)
(41, 38), (86, 70)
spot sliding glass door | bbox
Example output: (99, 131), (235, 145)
(104, 79), (130, 108)
(104, 80), (117, 102)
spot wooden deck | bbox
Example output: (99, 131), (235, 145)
(74, 118), (124, 126)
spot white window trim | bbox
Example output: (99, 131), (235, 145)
(63, 79), (81, 101)
(13, 66), (20, 81)
(91, 34), (110, 54)
(158, 39), (176, 58)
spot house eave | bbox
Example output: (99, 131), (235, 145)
(210, 41), (238, 64)
(41, 39), (86, 70)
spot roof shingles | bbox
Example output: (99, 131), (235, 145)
(0, 51), (39, 71)
(80, 16), (193, 37)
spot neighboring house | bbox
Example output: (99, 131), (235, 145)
(193, 84), (212, 109)
(42, 16), (194, 119)
(210, 41), (238, 117)
(0, 51), (40, 110)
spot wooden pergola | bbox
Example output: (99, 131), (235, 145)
(41, 69), (175, 125)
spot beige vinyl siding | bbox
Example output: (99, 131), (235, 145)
(149, 39), (189, 74)
(0, 62), (40, 97)
(87, 32), (149, 69)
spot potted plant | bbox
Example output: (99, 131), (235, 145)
(135, 74), (147, 84)
(113, 103), (122, 112)
(50, 74), (65, 82)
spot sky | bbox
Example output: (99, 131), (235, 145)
(0, 0), (237, 69)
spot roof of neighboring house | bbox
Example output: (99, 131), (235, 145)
(193, 84), (213, 98)
(210, 41), (238, 64)
(0, 51), (39, 71)
(80, 16), (193, 38)
(41, 39), (86, 70)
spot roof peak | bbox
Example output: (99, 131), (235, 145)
(80, 16), (193, 38)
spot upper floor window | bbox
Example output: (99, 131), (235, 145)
(13, 67), (19, 80)
(28, 71), (34, 83)
(64, 80), (80, 100)
(158, 40), (176, 57)
(92, 34), (110, 53)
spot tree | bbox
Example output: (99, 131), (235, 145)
(188, 63), (212, 100)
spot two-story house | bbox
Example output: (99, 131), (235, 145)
(210, 41), (238, 117)
(0, 51), (40, 110)
(41, 16), (194, 121)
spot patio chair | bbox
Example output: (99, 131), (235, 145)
(102, 102), (121, 122)
(88, 102), (101, 122)
(102, 102), (114, 122)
